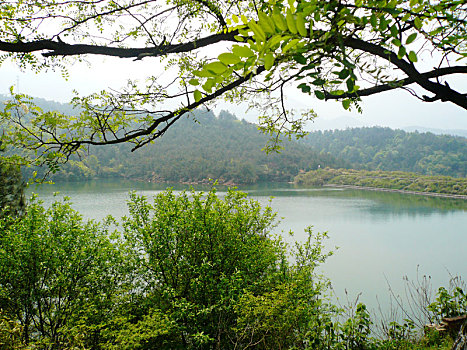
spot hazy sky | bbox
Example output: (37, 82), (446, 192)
(1, 55), (466, 131)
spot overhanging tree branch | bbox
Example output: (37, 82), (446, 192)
(0, 31), (237, 58)
(344, 37), (467, 109)
(324, 65), (467, 100)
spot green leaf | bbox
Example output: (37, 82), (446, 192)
(188, 78), (199, 86)
(406, 33), (417, 44)
(298, 83), (311, 93)
(232, 45), (254, 58)
(293, 54), (307, 65)
(392, 38), (401, 47)
(314, 90), (325, 100)
(202, 78), (216, 92)
(408, 51), (418, 62)
(379, 17), (389, 31)
(248, 21), (266, 42)
(414, 17), (422, 29)
(338, 69), (350, 79)
(218, 53), (241, 65)
(258, 11), (275, 34)
(264, 53), (275, 70)
(346, 78), (355, 92)
(272, 13), (287, 31)
(342, 99), (351, 110)
(286, 9), (297, 34)
(266, 35), (287, 49)
(204, 61), (227, 74)
(194, 90), (202, 102)
(282, 38), (300, 53)
(397, 46), (406, 59)
(296, 13), (307, 36)
(370, 14), (377, 28)
(193, 70), (215, 78)
(390, 25), (398, 38)
(312, 78), (326, 86)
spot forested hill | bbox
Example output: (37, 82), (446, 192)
(35, 109), (346, 184)
(302, 127), (467, 177)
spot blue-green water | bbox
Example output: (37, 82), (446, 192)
(29, 180), (467, 313)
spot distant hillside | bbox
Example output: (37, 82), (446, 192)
(27, 109), (346, 184)
(0, 94), (78, 116)
(302, 127), (467, 177)
(403, 126), (467, 138)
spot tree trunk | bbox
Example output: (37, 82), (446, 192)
(452, 320), (467, 350)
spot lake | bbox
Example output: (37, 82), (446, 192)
(29, 179), (467, 317)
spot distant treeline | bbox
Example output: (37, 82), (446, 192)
(27, 109), (345, 184)
(295, 168), (467, 196)
(302, 127), (467, 177)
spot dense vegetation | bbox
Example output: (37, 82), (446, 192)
(1, 189), (465, 349)
(23, 108), (346, 184)
(302, 128), (467, 178)
(295, 168), (467, 197)
(0, 143), (25, 219)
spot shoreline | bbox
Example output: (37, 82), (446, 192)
(324, 184), (467, 200)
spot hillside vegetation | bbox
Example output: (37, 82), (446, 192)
(4, 94), (467, 183)
(302, 127), (467, 177)
(29, 109), (345, 184)
(295, 168), (467, 197)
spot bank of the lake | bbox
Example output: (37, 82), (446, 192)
(295, 168), (467, 198)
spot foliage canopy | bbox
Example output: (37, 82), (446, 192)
(0, 0), (465, 168)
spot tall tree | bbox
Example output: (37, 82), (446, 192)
(0, 0), (465, 168)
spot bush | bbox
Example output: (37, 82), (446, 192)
(0, 196), (131, 349)
(115, 188), (337, 349)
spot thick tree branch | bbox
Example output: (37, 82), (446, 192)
(324, 65), (467, 100)
(0, 31), (237, 58)
(344, 37), (467, 110)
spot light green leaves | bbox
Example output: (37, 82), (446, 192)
(342, 99), (351, 110)
(194, 90), (202, 102)
(218, 53), (241, 65)
(296, 13), (307, 36)
(258, 11), (275, 34)
(204, 62), (227, 75)
(188, 79), (199, 86)
(248, 21), (266, 42)
(286, 9), (297, 34)
(264, 53), (275, 70)
(232, 45), (254, 58)
(272, 13), (287, 31)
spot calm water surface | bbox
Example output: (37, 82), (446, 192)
(29, 180), (467, 313)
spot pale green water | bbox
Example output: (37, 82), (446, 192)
(29, 179), (467, 314)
